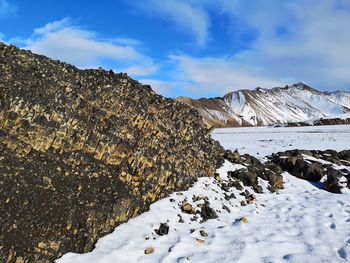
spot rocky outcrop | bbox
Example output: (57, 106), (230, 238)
(0, 42), (225, 262)
(270, 149), (350, 193)
(282, 116), (350, 127)
(225, 150), (284, 193)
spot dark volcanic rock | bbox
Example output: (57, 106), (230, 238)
(241, 154), (264, 170)
(324, 167), (343, 194)
(228, 169), (257, 187)
(0, 42), (225, 262)
(339, 150), (350, 161)
(273, 154), (323, 182)
(262, 168), (284, 192)
(324, 167), (343, 193)
(270, 149), (350, 193)
(228, 168), (263, 193)
(224, 149), (240, 163)
(155, 223), (169, 236)
(200, 201), (218, 221)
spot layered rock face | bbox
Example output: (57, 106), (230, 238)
(0, 43), (224, 262)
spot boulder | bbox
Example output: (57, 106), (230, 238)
(275, 155), (302, 173)
(228, 169), (257, 187)
(228, 168), (262, 193)
(241, 154), (264, 171)
(264, 162), (283, 174)
(224, 149), (240, 163)
(297, 160), (324, 182)
(324, 167), (343, 193)
(273, 155), (323, 182)
(200, 201), (218, 221)
(339, 150), (350, 161)
(259, 162), (284, 190)
(261, 168), (284, 192)
(0, 42), (225, 262)
(154, 223), (169, 236)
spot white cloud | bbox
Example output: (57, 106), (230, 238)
(0, 32), (5, 41)
(33, 17), (71, 35)
(232, 0), (350, 91)
(170, 54), (283, 96)
(167, 0), (350, 95)
(138, 78), (173, 95)
(123, 62), (158, 77)
(0, 0), (16, 17)
(111, 37), (142, 46)
(10, 18), (157, 76)
(130, 0), (209, 47)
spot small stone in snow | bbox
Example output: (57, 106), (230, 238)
(154, 223), (169, 236)
(190, 216), (198, 222)
(200, 230), (208, 237)
(249, 194), (257, 201)
(196, 238), (205, 243)
(181, 202), (194, 214)
(239, 217), (248, 224)
(200, 201), (218, 221)
(178, 216), (185, 223)
(222, 204), (231, 213)
(144, 247), (154, 254)
(214, 174), (222, 182)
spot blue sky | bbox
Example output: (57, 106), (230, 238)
(1, 0), (350, 98)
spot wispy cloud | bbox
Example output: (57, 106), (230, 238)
(0, 32), (5, 41)
(130, 0), (209, 47)
(0, 0), (16, 17)
(9, 18), (158, 77)
(170, 54), (283, 96)
(138, 78), (174, 95)
(218, 0), (350, 91)
(165, 0), (350, 95)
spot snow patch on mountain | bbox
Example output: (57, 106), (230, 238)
(178, 83), (350, 127)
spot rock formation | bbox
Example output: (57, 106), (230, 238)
(225, 152), (284, 193)
(0, 42), (224, 262)
(270, 149), (350, 193)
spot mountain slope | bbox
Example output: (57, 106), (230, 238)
(177, 83), (350, 127)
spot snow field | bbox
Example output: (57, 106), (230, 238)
(58, 125), (350, 263)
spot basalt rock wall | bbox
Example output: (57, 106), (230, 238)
(0, 43), (224, 262)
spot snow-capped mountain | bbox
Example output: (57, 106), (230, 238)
(176, 83), (350, 127)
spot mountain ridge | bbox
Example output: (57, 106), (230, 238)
(176, 83), (350, 128)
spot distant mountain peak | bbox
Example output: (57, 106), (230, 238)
(178, 84), (350, 128)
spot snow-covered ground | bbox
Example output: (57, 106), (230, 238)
(57, 125), (350, 263)
(212, 125), (350, 158)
